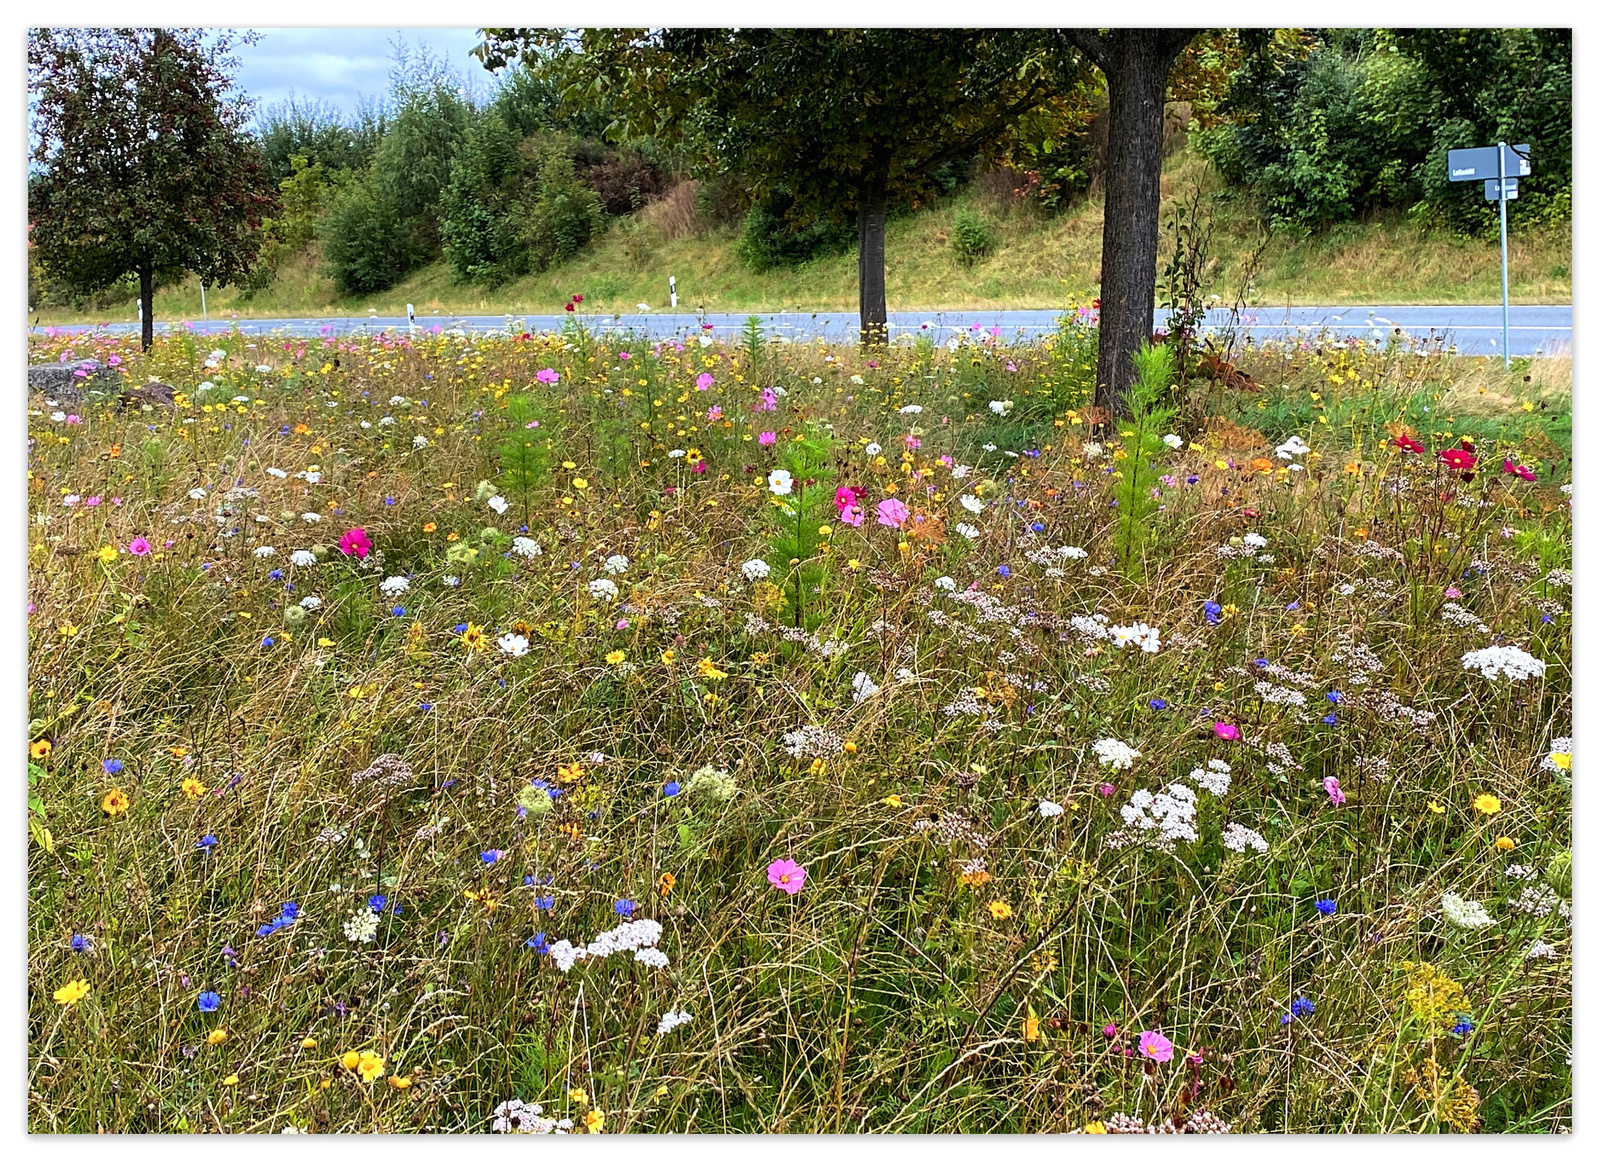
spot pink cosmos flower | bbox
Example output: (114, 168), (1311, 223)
(1138, 1030), (1174, 1062)
(1098, 783), (1117, 797)
(1502, 459), (1537, 482)
(338, 527), (372, 559)
(128, 536), (152, 556)
(619, 351), (631, 360)
(876, 498), (909, 529)
(840, 505), (864, 528)
(834, 486), (865, 516)
(692, 460), (706, 474)
(696, 372), (715, 390)
(707, 406), (723, 421)
(1324, 776), (1345, 806)
(767, 858), (806, 895)
(1213, 722), (1240, 741)
(536, 368), (560, 385)
(758, 431), (776, 446)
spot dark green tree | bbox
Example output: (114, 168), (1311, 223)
(255, 94), (367, 182)
(28, 28), (278, 350)
(475, 29), (1081, 344)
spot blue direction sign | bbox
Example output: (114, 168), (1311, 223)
(1484, 178), (1519, 201)
(1449, 143), (1530, 181)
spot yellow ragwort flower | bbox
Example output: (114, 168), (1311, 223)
(1473, 793), (1502, 816)
(606, 650), (626, 665)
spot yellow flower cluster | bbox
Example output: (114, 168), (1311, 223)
(1400, 961), (1469, 1031)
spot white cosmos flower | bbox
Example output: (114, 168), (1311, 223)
(1163, 433), (1183, 449)
(305, 472), (321, 484)
(498, 633), (530, 657)
(864, 443), (882, 457)
(267, 467), (288, 478)
(767, 469), (794, 496)
(899, 404), (923, 415)
(188, 488), (208, 500)
(301, 512), (322, 524)
(487, 495), (509, 515)
(935, 576), (957, 592)
(1275, 435), (1310, 459)
(955, 522), (980, 540)
(960, 494), (983, 513)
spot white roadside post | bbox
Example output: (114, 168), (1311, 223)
(407, 303), (416, 336)
(670, 275), (677, 309)
(200, 281), (207, 322)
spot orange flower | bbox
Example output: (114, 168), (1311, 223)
(101, 788), (130, 816)
(658, 872), (676, 897)
(423, 522), (437, 533)
(1250, 457), (1273, 473)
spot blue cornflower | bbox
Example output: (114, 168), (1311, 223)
(280, 902), (299, 920)
(197, 990), (222, 1013)
(1291, 996), (1315, 1018)
(526, 932), (549, 954)
(1315, 899), (1336, 916)
(384, 497), (396, 506)
(1453, 1017), (1474, 1036)
(533, 895), (554, 911)
(71, 934), (90, 953)
(197, 834), (218, 850)
(102, 758), (122, 775)
(1322, 713), (1338, 725)
(614, 899), (637, 918)
(481, 849), (504, 864)
(419, 702), (433, 712)
(663, 781), (682, 797)
(368, 895), (387, 913)
(392, 606), (406, 616)
(1254, 658), (1270, 668)
(261, 637), (275, 648)
(1030, 521), (1045, 532)
(1203, 601), (1222, 625)
(997, 565), (1011, 578)
(1286, 601), (1299, 611)
(1326, 690), (1343, 704)
(1148, 698), (1167, 711)
(453, 623), (468, 634)
(268, 568), (284, 581)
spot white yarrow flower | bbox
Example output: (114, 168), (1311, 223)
(1093, 738), (1141, 770)
(587, 578), (619, 601)
(741, 559), (772, 581)
(1038, 799), (1064, 818)
(1461, 645), (1546, 681)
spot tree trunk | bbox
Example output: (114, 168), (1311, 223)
(856, 178), (889, 347)
(138, 263), (154, 353)
(1089, 31), (1196, 416)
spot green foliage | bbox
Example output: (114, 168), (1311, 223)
(1197, 29), (1571, 232)
(950, 208), (996, 266)
(496, 393), (552, 524)
(521, 137), (606, 271)
(369, 50), (473, 258)
(761, 426), (836, 629)
(321, 174), (422, 295)
(1111, 342), (1178, 575)
(254, 94), (371, 182)
(738, 189), (855, 272)
(441, 111), (530, 285)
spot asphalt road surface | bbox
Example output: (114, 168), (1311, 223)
(34, 304), (1571, 357)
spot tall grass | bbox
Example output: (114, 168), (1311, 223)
(27, 323), (1571, 1133)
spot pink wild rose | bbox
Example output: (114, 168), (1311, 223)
(767, 858), (806, 895)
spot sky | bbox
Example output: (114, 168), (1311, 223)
(233, 28), (496, 121)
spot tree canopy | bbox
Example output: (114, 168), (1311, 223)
(28, 28), (278, 349)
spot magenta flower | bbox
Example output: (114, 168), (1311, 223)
(1444, 587), (1462, 599)
(707, 406), (723, 421)
(338, 527), (372, 559)
(127, 536), (152, 556)
(759, 431), (776, 446)
(767, 858), (806, 895)
(1213, 722), (1240, 741)
(839, 505), (864, 528)
(1138, 1030), (1174, 1062)
(696, 372), (715, 390)
(876, 498), (909, 529)
(1324, 776), (1345, 806)
(834, 486), (865, 516)
(536, 368), (560, 385)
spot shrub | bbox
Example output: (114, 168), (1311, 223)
(737, 189), (854, 272)
(950, 208), (996, 266)
(321, 174), (420, 295)
(520, 138), (606, 270)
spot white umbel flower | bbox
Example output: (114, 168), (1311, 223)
(1440, 891), (1494, 930)
(587, 578), (619, 601)
(1461, 645), (1546, 681)
(850, 672), (881, 702)
(290, 550), (316, 567)
(657, 1009), (693, 1035)
(741, 559), (772, 581)
(1038, 800), (1064, 818)
(343, 909), (380, 944)
(380, 575), (410, 596)
(512, 537), (542, 558)
(603, 554), (630, 575)
(1093, 738), (1141, 770)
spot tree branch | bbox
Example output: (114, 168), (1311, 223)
(1062, 29), (1109, 70)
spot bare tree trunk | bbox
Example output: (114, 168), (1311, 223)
(1068, 29), (1197, 416)
(139, 263), (155, 353)
(856, 178), (889, 347)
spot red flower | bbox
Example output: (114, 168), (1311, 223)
(1502, 459), (1537, 482)
(565, 302), (575, 312)
(1439, 448), (1477, 472)
(1395, 434), (1425, 454)
(572, 294), (583, 304)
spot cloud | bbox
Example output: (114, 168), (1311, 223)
(237, 27), (491, 117)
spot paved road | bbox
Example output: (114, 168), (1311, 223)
(33, 304), (1571, 357)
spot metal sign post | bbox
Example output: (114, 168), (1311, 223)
(1448, 143), (1530, 369)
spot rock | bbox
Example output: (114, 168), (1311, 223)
(28, 361), (123, 401)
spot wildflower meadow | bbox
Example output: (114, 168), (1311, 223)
(26, 310), (1572, 1133)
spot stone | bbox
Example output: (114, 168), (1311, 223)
(28, 361), (123, 401)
